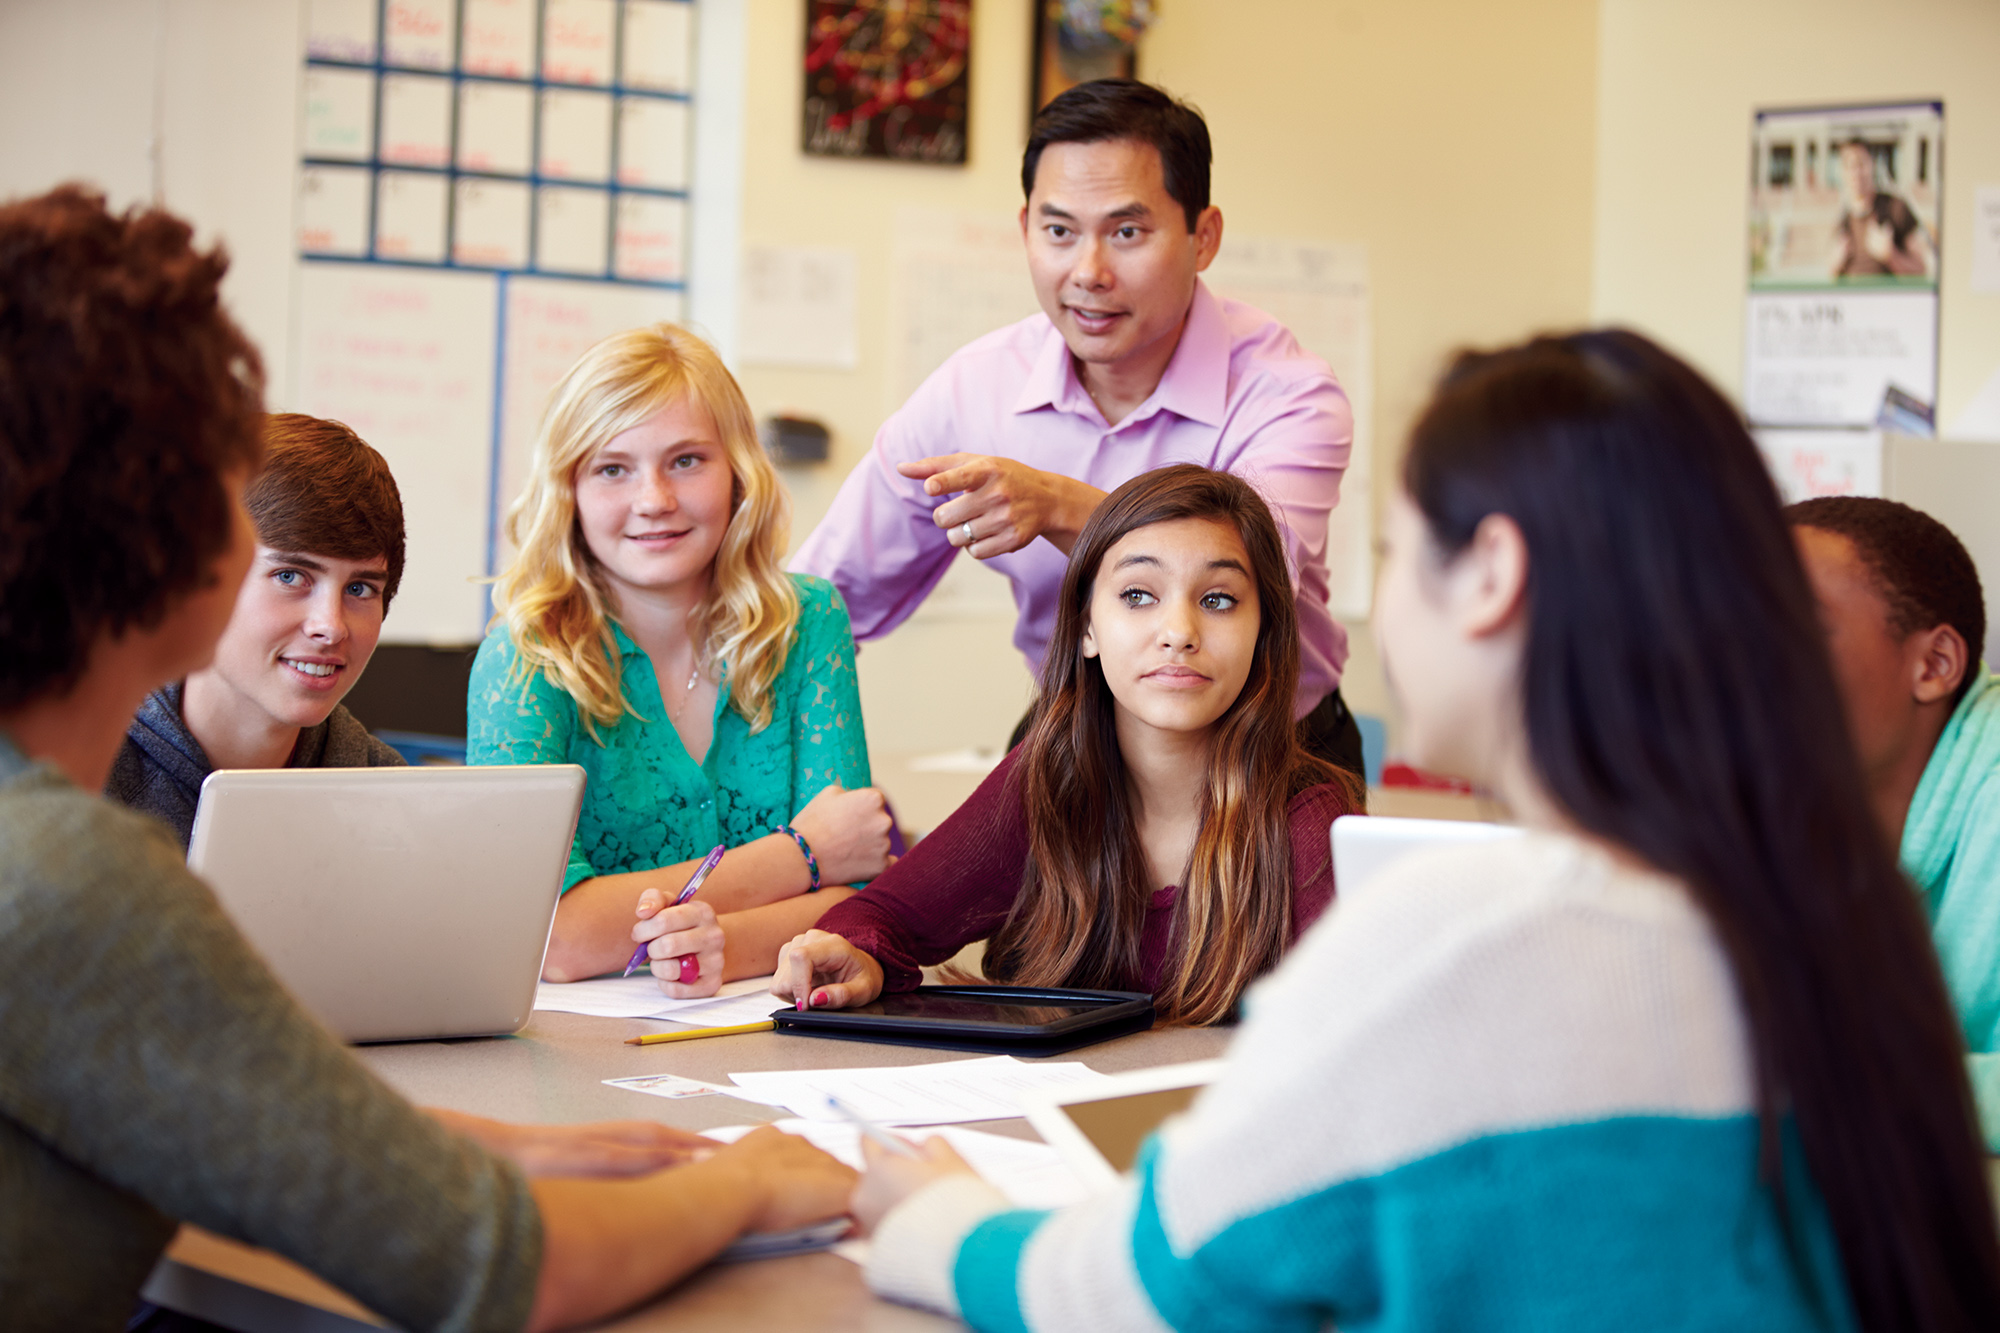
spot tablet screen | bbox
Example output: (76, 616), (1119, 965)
(850, 992), (1110, 1029)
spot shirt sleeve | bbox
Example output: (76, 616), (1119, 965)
(1225, 378), (1353, 597)
(789, 396), (961, 643)
(1927, 772), (2000, 1148)
(467, 631), (596, 892)
(811, 751), (1031, 991)
(786, 576), (874, 810)
(0, 788), (542, 1332)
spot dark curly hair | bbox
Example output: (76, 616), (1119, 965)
(253, 415), (407, 609)
(1786, 495), (1986, 708)
(0, 184), (265, 711)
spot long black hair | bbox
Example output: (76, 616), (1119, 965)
(1404, 329), (2000, 1329)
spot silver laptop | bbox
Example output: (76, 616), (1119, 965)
(1331, 813), (1523, 894)
(188, 764), (586, 1043)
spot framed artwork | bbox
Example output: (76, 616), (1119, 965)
(802, 1), (971, 164)
(1030, 0), (1151, 119)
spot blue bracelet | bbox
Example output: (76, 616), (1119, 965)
(778, 824), (820, 892)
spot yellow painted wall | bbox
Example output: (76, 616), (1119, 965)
(732, 0), (1602, 758)
(1593, 0), (2000, 428)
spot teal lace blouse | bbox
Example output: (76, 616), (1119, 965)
(468, 574), (872, 892)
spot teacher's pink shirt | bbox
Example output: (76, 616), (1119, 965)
(790, 279), (1352, 714)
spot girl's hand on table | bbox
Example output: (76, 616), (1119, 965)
(712, 1126), (860, 1233)
(770, 930), (885, 1011)
(632, 892), (723, 996)
(790, 782), (896, 884)
(429, 1108), (714, 1178)
(850, 1136), (979, 1236)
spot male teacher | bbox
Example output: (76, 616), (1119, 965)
(793, 79), (1362, 774)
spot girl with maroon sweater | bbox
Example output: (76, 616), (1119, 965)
(771, 465), (1366, 1026)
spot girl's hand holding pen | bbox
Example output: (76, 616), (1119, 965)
(770, 930), (885, 1011)
(630, 893), (724, 997)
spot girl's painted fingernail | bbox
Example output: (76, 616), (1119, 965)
(811, 990), (827, 1008)
(796, 997), (807, 1012)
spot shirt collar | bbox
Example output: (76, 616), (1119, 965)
(1010, 279), (1229, 429)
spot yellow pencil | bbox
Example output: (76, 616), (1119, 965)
(623, 1019), (775, 1045)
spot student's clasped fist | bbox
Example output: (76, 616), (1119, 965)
(789, 781), (896, 884)
(771, 930), (885, 1011)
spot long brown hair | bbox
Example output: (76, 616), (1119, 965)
(983, 465), (1364, 1025)
(1406, 330), (2000, 1328)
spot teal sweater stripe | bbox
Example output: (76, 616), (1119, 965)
(952, 1116), (1855, 1333)
(954, 1208), (1052, 1333)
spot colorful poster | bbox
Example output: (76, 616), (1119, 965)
(1745, 102), (1941, 429)
(802, 0), (970, 163)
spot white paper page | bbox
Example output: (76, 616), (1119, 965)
(538, 89), (614, 182)
(616, 97), (690, 191)
(374, 170), (449, 262)
(649, 987), (792, 1029)
(704, 1119), (1088, 1211)
(308, 0), (377, 62)
(379, 73), (453, 168)
(457, 82), (534, 176)
(452, 178), (531, 268)
(383, 0), (454, 69)
(622, 0), (693, 92)
(461, 0), (536, 78)
(612, 195), (687, 283)
(534, 973), (778, 1020)
(534, 185), (610, 275)
(1973, 187), (2000, 296)
(542, 0), (616, 85)
(301, 68), (376, 162)
(297, 165), (371, 256)
(738, 245), (859, 369)
(724, 1056), (1114, 1126)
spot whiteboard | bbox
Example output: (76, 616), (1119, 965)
(294, 261), (499, 644)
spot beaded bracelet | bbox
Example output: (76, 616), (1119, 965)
(778, 824), (821, 892)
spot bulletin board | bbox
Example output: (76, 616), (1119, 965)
(293, 0), (694, 644)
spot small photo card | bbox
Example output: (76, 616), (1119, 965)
(604, 1073), (722, 1100)
(375, 170), (450, 262)
(301, 67), (376, 162)
(296, 164), (371, 256)
(458, 81), (534, 176)
(453, 177), (532, 268)
(622, 0), (694, 93)
(535, 185), (611, 276)
(379, 73), (453, 168)
(460, 0), (536, 78)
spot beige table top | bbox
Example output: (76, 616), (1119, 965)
(147, 1009), (1232, 1332)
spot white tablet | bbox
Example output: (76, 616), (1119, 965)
(1020, 1058), (1226, 1192)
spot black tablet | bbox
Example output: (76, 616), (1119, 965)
(771, 985), (1155, 1055)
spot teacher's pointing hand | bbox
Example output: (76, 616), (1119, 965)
(900, 453), (1105, 559)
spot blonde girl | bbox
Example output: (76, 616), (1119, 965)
(470, 323), (892, 987)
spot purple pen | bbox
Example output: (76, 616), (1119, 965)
(622, 843), (727, 979)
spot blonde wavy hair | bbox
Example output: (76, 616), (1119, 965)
(492, 323), (797, 737)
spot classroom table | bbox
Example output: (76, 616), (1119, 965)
(141, 1008), (1232, 1332)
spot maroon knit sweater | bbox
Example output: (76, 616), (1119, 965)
(817, 749), (1359, 995)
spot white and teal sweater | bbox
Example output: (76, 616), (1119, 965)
(867, 833), (1857, 1331)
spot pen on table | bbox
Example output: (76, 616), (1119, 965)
(622, 843), (727, 980)
(623, 1019), (775, 1045)
(825, 1094), (921, 1159)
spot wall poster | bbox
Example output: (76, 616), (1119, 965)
(802, 0), (970, 163)
(1745, 101), (1942, 434)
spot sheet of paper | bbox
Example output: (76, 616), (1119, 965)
(724, 1056), (1115, 1127)
(705, 1119), (1089, 1211)
(533, 973), (779, 1020)
(542, 0), (616, 85)
(374, 170), (449, 263)
(622, 0), (694, 92)
(1753, 428), (1884, 502)
(307, 0), (377, 62)
(457, 81), (534, 176)
(538, 88), (614, 182)
(301, 67), (376, 162)
(452, 178), (531, 268)
(383, 0), (454, 69)
(1945, 364), (2000, 442)
(616, 96), (691, 191)
(296, 165), (371, 256)
(739, 245), (858, 369)
(379, 73), (453, 168)
(461, 0), (536, 78)
(612, 194), (687, 283)
(534, 185), (611, 276)
(1973, 187), (2000, 296)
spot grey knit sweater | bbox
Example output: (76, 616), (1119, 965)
(105, 680), (405, 848)
(0, 732), (540, 1330)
